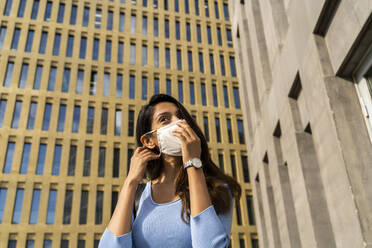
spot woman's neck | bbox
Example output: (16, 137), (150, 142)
(152, 155), (182, 185)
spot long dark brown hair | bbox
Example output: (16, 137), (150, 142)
(136, 94), (241, 224)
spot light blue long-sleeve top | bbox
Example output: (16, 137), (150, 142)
(98, 180), (234, 248)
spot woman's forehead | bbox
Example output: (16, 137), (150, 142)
(153, 102), (178, 115)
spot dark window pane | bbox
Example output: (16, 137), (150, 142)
(189, 82), (195, 105)
(39, 31), (48, 54)
(237, 119), (245, 144)
(118, 41), (124, 63)
(33, 65), (43, 89)
(93, 38), (99, 60)
(107, 11), (113, 30)
(57, 104), (66, 132)
(42, 103), (52, 131)
(83, 146), (91, 176)
(0, 188), (8, 223)
(52, 145), (62, 175)
(103, 72), (110, 97)
(44, 1), (52, 21)
(57, 3), (65, 23)
(98, 147), (106, 177)
(36, 144), (47, 175)
(242, 155), (250, 182)
(67, 145), (77, 176)
(113, 148), (120, 177)
(18, 63), (29, 88)
(212, 84), (218, 107)
(19, 143), (31, 174)
(236, 200), (242, 225)
(83, 7), (90, 26)
(100, 107), (108, 134)
(27, 102), (37, 129)
(129, 75), (135, 99)
(72, 105), (81, 132)
(0, 99), (7, 127)
(209, 53), (215, 74)
(3, 0), (13, 16)
(153, 17), (158, 36)
(223, 85), (229, 108)
(17, 0), (26, 17)
(0, 26), (7, 49)
(86, 107), (94, 134)
(105, 39), (112, 62)
(215, 117), (221, 142)
(218, 153), (224, 172)
(4, 61), (14, 87)
(220, 54), (225, 75)
(76, 69), (84, 94)
(233, 87), (241, 109)
(246, 193), (256, 225)
(61, 68), (71, 92)
(29, 189), (41, 224)
(230, 154), (237, 179)
(201, 83), (206, 106)
(111, 191), (118, 216)
(128, 110), (134, 136)
(66, 35), (74, 57)
(178, 80), (183, 103)
(31, 0), (39, 19)
(95, 191), (104, 224)
(79, 190), (88, 224)
(47, 66), (57, 91)
(79, 36), (87, 59)
(116, 73), (123, 97)
(12, 188), (24, 224)
(203, 116), (209, 141)
(11, 28), (21, 50)
(154, 46), (159, 67)
(3, 142), (15, 174)
(46, 189), (57, 224)
(227, 118), (232, 143)
(8, 240), (17, 248)
(70, 5), (77, 24)
(230, 56), (237, 77)
(25, 30), (34, 52)
(11, 100), (22, 129)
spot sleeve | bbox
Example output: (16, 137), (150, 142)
(190, 186), (234, 248)
(98, 212), (134, 248)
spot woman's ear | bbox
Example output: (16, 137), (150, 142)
(140, 133), (157, 149)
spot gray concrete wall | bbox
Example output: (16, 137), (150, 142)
(230, 0), (372, 247)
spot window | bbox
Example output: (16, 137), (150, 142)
(4, 61), (14, 87)
(79, 190), (88, 224)
(129, 75), (136, 99)
(142, 44), (148, 66)
(130, 43), (136, 65)
(154, 17), (159, 36)
(8, 240), (17, 248)
(0, 26), (7, 49)
(165, 47), (171, 69)
(26, 240), (35, 247)
(31, 0), (40, 19)
(57, 3), (65, 23)
(12, 188), (24, 224)
(17, 0), (26, 17)
(242, 155), (250, 182)
(220, 55), (226, 76)
(83, 146), (91, 176)
(177, 49), (182, 70)
(52, 144), (62, 175)
(164, 0), (169, 10)
(198, 52), (204, 73)
(233, 86), (241, 109)
(195, 0), (199, 15)
(207, 25), (212, 44)
(118, 41), (124, 63)
(19, 143), (31, 174)
(175, 20), (180, 40)
(131, 14), (136, 34)
(154, 78), (160, 94)
(43, 240), (52, 247)
(3, 0), (12, 16)
(18, 63), (29, 88)
(83, 6), (90, 26)
(154, 0), (158, 8)
(175, 0), (179, 12)
(217, 27), (222, 46)
(39, 31), (48, 54)
(166, 79), (171, 95)
(215, 117), (221, 142)
(119, 12), (125, 32)
(63, 190), (73, 224)
(178, 80), (183, 103)
(95, 8), (102, 28)
(185, 0), (189, 13)
(76, 69), (84, 94)
(128, 110), (135, 136)
(98, 147), (106, 177)
(230, 56), (237, 77)
(204, 0), (209, 17)
(142, 15), (148, 34)
(165, 18), (169, 38)
(91, 71), (98, 95)
(127, 148), (134, 174)
(3, 141), (15, 173)
(103, 72), (110, 96)
(189, 81), (195, 104)
(42, 103), (52, 130)
(115, 109), (121, 136)
(186, 22), (191, 42)
(47, 66), (57, 91)
(154, 46), (159, 67)
(214, 1), (219, 18)
(33, 65), (43, 89)
(95, 191), (104, 224)
(62, 68), (71, 92)
(107, 10), (113, 30)
(11, 27), (21, 50)
(25, 29), (34, 52)
(209, 53), (215, 74)
(105, 39), (112, 62)
(46, 189), (57, 224)
(0, 99), (7, 127)
(212, 84), (218, 107)
(79, 36), (87, 59)
(101, 107), (108, 134)
(188, 52), (192, 71)
(57, 104), (66, 132)
(237, 119), (245, 144)
(72, 105), (80, 132)
(223, 3), (229, 20)
(0, 188), (7, 223)
(27, 101), (37, 130)
(11, 100), (22, 129)
(246, 194), (256, 225)
(197, 24), (201, 43)
(93, 38), (99, 60)
(44, 1), (52, 21)
(52, 33), (61, 55)
(113, 148), (120, 177)
(223, 85), (229, 107)
(36, 143), (47, 174)
(203, 116), (209, 141)
(29, 189), (41, 224)
(66, 34), (74, 57)
(67, 145), (77, 176)
(143, 0), (148, 7)
(201, 82), (207, 106)
(142, 76), (148, 100)
(70, 5), (77, 25)
(227, 117), (232, 143)
(86, 106), (94, 133)
(236, 200), (242, 225)
(116, 73), (123, 98)
(230, 154), (237, 179)
(226, 28), (233, 47)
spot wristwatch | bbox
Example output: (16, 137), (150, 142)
(183, 157), (203, 169)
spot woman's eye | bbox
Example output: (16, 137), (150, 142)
(160, 117), (169, 122)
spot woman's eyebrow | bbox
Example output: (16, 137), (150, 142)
(156, 110), (179, 120)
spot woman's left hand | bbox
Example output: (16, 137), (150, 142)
(172, 119), (201, 163)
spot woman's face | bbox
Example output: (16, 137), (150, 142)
(141, 101), (182, 148)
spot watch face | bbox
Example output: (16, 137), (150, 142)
(191, 158), (202, 168)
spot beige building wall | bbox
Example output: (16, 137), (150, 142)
(0, 0), (258, 247)
(230, 0), (372, 247)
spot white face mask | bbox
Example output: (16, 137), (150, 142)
(146, 119), (183, 156)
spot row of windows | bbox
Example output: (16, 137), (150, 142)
(0, 97), (243, 142)
(1, 138), (249, 178)
(1, 61), (239, 105)
(2, 0), (230, 23)
(6, 237), (100, 248)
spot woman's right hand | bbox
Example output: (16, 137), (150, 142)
(126, 146), (161, 185)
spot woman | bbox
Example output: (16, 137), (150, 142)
(99, 94), (241, 247)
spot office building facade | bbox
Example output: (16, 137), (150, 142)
(0, 0), (257, 247)
(229, 0), (372, 247)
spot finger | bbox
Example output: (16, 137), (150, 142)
(176, 121), (196, 140)
(172, 130), (187, 142)
(173, 128), (191, 141)
(143, 153), (161, 161)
